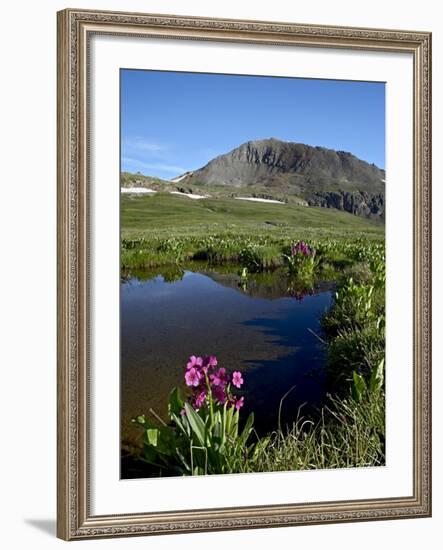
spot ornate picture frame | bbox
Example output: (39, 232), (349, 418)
(57, 8), (431, 540)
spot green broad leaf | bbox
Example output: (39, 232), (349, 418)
(204, 414), (213, 443)
(145, 428), (159, 447)
(351, 371), (366, 402)
(168, 387), (184, 416)
(190, 445), (208, 474)
(176, 448), (192, 473)
(239, 413), (254, 447)
(225, 404), (237, 437)
(213, 413), (222, 439)
(171, 412), (191, 437)
(220, 403), (227, 447)
(184, 403), (206, 446)
(140, 445), (160, 465)
(369, 358), (385, 393)
(155, 426), (177, 456)
(232, 409), (240, 439)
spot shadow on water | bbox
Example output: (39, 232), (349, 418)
(239, 302), (331, 435)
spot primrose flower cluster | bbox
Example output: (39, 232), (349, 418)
(184, 355), (244, 412)
(291, 240), (316, 258)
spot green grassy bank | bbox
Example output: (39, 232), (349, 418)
(121, 191), (386, 476)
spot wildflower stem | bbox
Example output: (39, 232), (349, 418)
(307, 327), (327, 345)
(204, 371), (215, 428)
(149, 407), (168, 426)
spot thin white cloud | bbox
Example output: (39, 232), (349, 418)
(122, 157), (186, 175)
(123, 137), (169, 156)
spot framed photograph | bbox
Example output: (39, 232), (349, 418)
(57, 8), (432, 540)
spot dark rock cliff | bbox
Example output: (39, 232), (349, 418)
(307, 191), (384, 220)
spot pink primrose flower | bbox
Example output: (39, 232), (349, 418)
(232, 371), (244, 388)
(185, 367), (201, 387)
(210, 367), (230, 387)
(186, 355), (203, 370)
(235, 396), (244, 411)
(194, 390), (207, 409)
(212, 385), (227, 404)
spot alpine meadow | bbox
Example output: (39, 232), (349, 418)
(120, 69), (386, 479)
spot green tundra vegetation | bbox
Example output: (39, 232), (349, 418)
(121, 191), (385, 476)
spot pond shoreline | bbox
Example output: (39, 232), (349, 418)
(120, 238), (385, 478)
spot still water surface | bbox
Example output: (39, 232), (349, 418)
(121, 266), (333, 445)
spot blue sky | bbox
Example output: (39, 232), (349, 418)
(121, 69), (385, 180)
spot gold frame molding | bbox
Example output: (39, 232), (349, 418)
(57, 8), (432, 540)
